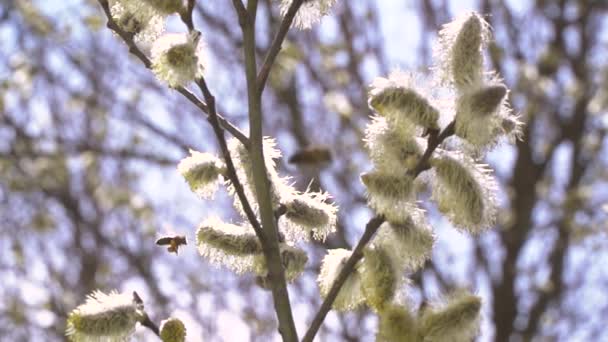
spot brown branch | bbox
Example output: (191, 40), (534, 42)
(256, 0), (305, 94)
(302, 121), (456, 342)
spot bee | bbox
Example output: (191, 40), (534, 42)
(288, 146), (332, 165)
(155, 235), (187, 255)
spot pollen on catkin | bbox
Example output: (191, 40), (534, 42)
(227, 137), (295, 217)
(159, 317), (187, 342)
(360, 246), (398, 312)
(177, 149), (225, 199)
(434, 12), (490, 91)
(279, 0), (338, 29)
(281, 190), (337, 242)
(66, 290), (144, 342)
(364, 115), (425, 172)
(196, 217), (263, 274)
(419, 291), (482, 342)
(110, 1), (164, 44)
(376, 304), (419, 342)
(431, 151), (498, 234)
(372, 209), (435, 272)
(369, 71), (440, 132)
(318, 248), (366, 311)
(142, 0), (183, 15)
(151, 31), (206, 88)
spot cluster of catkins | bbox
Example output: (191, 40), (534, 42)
(317, 12), (523, 342)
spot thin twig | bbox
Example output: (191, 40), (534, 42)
(256, 0), (305, 94)
(302, 121), (456, 342)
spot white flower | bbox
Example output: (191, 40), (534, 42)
(419, 291), (482, 342)
(177, 150), (225, 199)
(66, 290), (144, 342)
(361, 170), (417, 223)
(369, 71), (440, 133)
(195, 217), (262, 274)
(431, 151), (498, 234)
(159, 317), (187, 342)
(372, 209), (435, 271)
(110, 1), (164, 44)
(151, 31), (206, 88)
(318, 248), (365, 311)
(280, 190), (337, 242)
(434, 12), (491, 92)
(280, 0), (338, 29)
(364, 115), (426, 173)
(177, 150), (225, 198)
(227, 137), (296, 217)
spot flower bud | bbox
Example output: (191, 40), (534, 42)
(151, 32), (206, 88)
(318, 249), (366, 311)
(159, 317), (187, 342)
(419, 291), (482, 342)
(360, 247), (397, 311)
(376, 305), (419, 342)
(282, 190), (337, 242)
(177, 150), (225, 199)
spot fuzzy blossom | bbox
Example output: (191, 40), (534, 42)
(142, 0), (183, 15)
(177, 149), (225, 199)
(361, 170), (417, 223)
(110, 1), (164, 44)
(455, 82), (521, 149)
(376, 304), (418, 342)
(227, 137), (296, 216)
(159, 317), (186, 342)
(359, 246), (398, 312)
(281, 190), (337, 242)
(254, 244), (308, 282)
(151, 31), (206, 88)
(280, 0), (338, 29)
(372, 209), (435, 272)
(364, 115), (426, 173)
(419, 291), (482, 342)
(66, 290), (144, 342)
(196, 217), (262, 274)
(431, 151), (498, 234)
(318, 249), (366, 311)
(434, 12), (491, 91)
(369, 71), (440, 132)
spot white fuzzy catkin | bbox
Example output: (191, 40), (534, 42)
(151, 32), (206, 88)
(66, 291), (144, 342)
(361, 170), (417, 223)
(372, 209), (435, 272)
(318, 249), (366, 311)
(369, 71), (440, 132)
(454, 82), (516, 149)
(376, 304), (419, 342)
(227, 137), (296, 217)
(434, 12), (490, 92)
(419, 291), (482, 342)
(279, 0), (338, 29)
(142, 0), (183, 15)
(110, 1), (164, 44)
(359, 246), (397, 311)
(159, 317), (187, 342)
(364, 115), (426, 173)
(431, 151), (498, 234)
(196, 217), (262, 274)
(281, 190), (337, 242)
(177, 149), (225, 199)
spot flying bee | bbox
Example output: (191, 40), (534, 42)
(288, 146), (332, 166)
(156, 235), (187, 255)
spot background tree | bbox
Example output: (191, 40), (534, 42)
(0, 0), (607, 341)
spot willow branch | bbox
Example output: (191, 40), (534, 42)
(302, 121), (456, 342)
